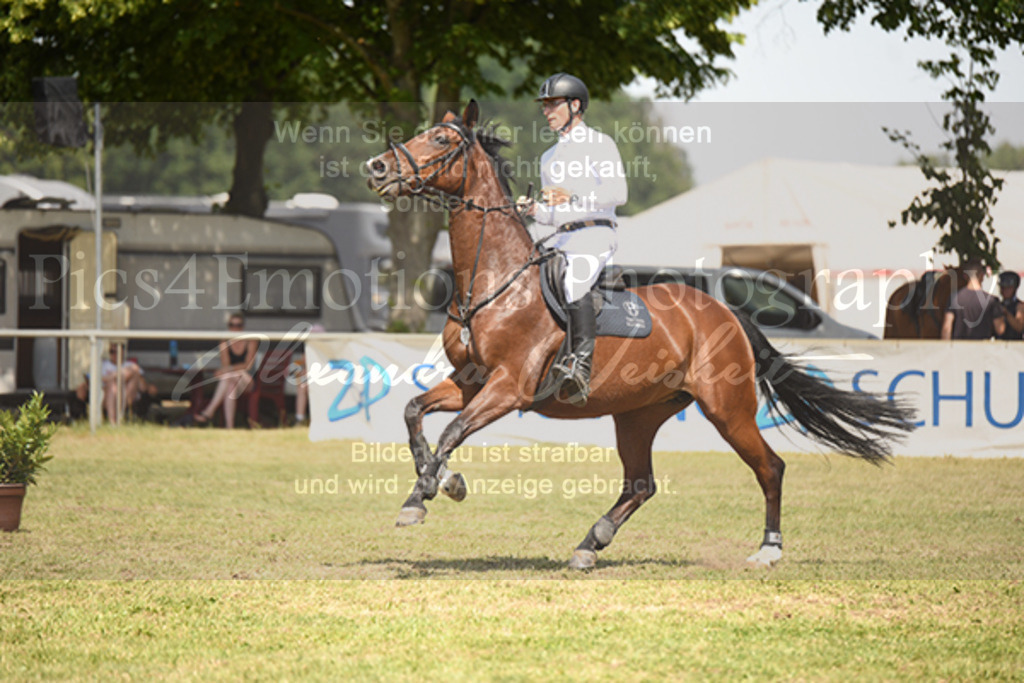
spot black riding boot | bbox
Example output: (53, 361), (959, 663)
(555, 295), (596, 407)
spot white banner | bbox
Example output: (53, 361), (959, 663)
(307, 334), (1024, 458)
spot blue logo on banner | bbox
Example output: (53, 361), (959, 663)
(327, 356), (391, 421)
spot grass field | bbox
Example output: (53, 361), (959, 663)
(2, 424), (1023, 679)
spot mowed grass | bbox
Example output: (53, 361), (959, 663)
(2, 424), (1023, 680)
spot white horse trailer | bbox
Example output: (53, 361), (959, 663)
(0, 176), (451, 405)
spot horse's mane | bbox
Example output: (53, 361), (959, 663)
(473, 120), (515, 203)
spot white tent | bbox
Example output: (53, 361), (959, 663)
(616, 158), (1024, 333)
(618, 158), (1024, 275)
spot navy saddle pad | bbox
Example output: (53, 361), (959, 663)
(539, 254), (652, 339)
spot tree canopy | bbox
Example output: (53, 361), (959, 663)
(1, 0), (751, 183)
(1, 0), (751, 328)
(1, 98), (694, 215)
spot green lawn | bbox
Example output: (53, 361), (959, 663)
(2, 424), (1022, 680)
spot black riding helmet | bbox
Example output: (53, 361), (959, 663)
(535, 73), (589, 114)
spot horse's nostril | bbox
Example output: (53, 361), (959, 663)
(370, 159), (387, 178)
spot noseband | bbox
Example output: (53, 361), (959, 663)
(389, 122), (474, 198)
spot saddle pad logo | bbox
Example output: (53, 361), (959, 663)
(623, 299), (645, 330)
(539, 256), (652, 338)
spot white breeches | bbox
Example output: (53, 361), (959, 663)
(550, 226), (617, 303)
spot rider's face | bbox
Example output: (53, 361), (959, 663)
(541, 98), (571, 132)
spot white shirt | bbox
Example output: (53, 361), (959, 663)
(533, 121), (628, 227)
(101, 358), (141, 379)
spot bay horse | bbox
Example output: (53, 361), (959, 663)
(884, 268), (967, 339)
(365, 101), (915, 570)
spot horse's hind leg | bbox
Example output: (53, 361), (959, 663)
(569, 403), (681, 570)
(701, 393), (786, 566)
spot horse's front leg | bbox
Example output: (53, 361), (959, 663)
(396, 377), (474, 526)
(399, 369), (525, 526)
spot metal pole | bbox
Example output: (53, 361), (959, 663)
(115, 342), (123, 424)
(88, 102), (103, 432)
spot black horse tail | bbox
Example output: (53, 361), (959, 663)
(735, 312), (917, 464)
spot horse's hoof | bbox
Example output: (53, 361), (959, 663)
(568, 549), (597, 571)
(439, 471), (467, 502)
(395, 507), (426, 527)
(746, 544), (783, 567)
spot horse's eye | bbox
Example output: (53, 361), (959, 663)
(433, 134), (450, 147)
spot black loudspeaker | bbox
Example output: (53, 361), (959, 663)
(31, 76), (89, 148)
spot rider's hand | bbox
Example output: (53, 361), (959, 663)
(541, 186), (572, 206)
(515, 195), (535, 216)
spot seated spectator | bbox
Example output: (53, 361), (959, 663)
(191, 313), (258, 428)
(75, 344), (152, 424)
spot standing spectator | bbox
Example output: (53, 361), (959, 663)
(941, 259), (1007, 340)
(996, 271), (1024, 341)
(293, 362), (309, 426)
(292, 324), (324, 426)
(191, 314), (258, 428)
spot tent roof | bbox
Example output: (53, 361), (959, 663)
(616, 158), (1024, 273)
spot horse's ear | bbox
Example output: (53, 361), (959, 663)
(462, 100), (479, 130)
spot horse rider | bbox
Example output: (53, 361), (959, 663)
(517, 73), (628, 406)
(997, 271), (1024, 341)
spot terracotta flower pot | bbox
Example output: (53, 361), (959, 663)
(0, 484), (27, 532)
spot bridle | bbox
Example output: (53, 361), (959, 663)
(388, 121), (475, 198)
(384, 121), (556, 345)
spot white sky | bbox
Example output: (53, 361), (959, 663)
(626, 0), (1024, 184)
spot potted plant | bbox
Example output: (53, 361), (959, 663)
(0, 392), (57, 532)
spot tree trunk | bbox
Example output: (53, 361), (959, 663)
(224, 100), (273, 218)
(377, 1), (451, 332)
(387, 206), (446, 332)
(376, 3), (477, 331)
(381, 79), (462, 332)
(378, 98), (446, 332)
(433, 81), (462, 124)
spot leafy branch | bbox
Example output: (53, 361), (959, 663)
(883, 68), (1003, 269)
(815, 0), (1022, 269)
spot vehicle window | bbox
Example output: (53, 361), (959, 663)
(685, 274), (708, 292)
(242, 264), (322, 317)
(721, 273), (817, 329)
(647, 270), (709, 292)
